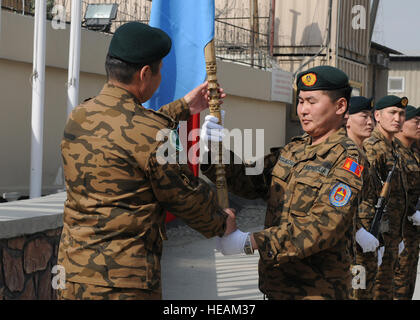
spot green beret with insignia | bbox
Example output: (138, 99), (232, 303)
(348, 96), (374, 114)
(108, 22), (172, 65)
(296, 66), (350, 91)
(404, 105), (420, 121)
(375, 95), (408, 110)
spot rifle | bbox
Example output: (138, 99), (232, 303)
(369, 155), (399, 238)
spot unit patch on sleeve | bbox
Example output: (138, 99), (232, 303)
(329, 182), (352, 207)
(342, 157), (364, 178)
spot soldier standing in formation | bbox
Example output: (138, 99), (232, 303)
(393, 105), (420, 300)
(363, 95), (409, 300)
(345, 96), (380, 300)
(57, 22), (237, 300)
(201, 66), (371, 299)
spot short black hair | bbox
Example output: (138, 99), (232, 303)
(296, 86), (352, 110)
(105, 54), (160, 84)
(323, 86), (353, 105)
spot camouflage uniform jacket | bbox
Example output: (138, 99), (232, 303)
(59, 83), (227, 290)
(363, 127), (409, 237)
(394, 138), (420, 217)
(202, 127), (369, 299)
(356, 147), (380, 232)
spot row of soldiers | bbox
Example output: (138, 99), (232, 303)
(201, 68), (420, 300)
(348, 95), (420, 300)
(57, 22), (419, 300)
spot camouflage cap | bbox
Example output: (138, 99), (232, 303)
(375, 95), (408, 110)
(108, 22), (172, 65)
(296, 66), (350, 91)
(404, 105), (420, 120)
(348, 96), (374, 115)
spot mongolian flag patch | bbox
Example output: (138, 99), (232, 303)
(342, 158), (364, 177)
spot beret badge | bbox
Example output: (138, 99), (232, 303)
(401, 97), (408, 107)
(301, 73), (317, 87)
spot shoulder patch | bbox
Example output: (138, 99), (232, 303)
(169, 129), (183, 151)
(329, 183), (352, 207)
(342, 158), (364, 177)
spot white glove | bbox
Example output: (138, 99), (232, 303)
(398, 240), (405, 255)
(356, 227), (380, 253)
(377, 246), (385, 267)
(216, 229), (249, 255)
(408, 210), (420, 226)
(200, 111), (225, 151)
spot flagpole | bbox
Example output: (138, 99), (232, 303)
(29, 0), (46, 198)
(204, 40), (229, 209)
(67, 0), (82, 116)
(0, 0), (2, 40)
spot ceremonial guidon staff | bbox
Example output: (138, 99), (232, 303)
(204, 40), (229, 209)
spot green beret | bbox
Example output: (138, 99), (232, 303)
(404, 105), (420, 121)
(375, 95), (408, 110)
(296, 66), (350, 91)
(108, 22), (172, 65)
(348, 96), (374, 115)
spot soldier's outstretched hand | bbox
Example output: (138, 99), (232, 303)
(184, 81), (226, 115)
(223, 208), (237, 236)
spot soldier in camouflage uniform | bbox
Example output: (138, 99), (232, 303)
(363, 95), (409, 300)
(393, 105), (420, 300)
(345, 96), (380, 300)
(57, 22), (236, 300)
(201, 66), (370, 299)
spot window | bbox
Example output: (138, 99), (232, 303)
(388, 77), (405, 93)
(349, 80), (363, 97)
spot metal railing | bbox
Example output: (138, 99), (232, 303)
(2, 0), (272, 69)
(215, 18), (270, 69)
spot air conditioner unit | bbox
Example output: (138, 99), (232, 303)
(376, 54), (385, 65)
(373, 54), (389, 68)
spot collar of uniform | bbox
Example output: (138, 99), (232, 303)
(99, 83), (142, 112)
(310, 127), (348, 158)
(394, 137), (412, 152)
(371, 126), (393, 149)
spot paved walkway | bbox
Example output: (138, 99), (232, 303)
(161, 226), (263, 300)
(161, 225), (420, 300)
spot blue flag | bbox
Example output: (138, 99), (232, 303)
(144, 0), (215, 110)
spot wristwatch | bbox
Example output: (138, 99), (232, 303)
(243, 233), (254, 255)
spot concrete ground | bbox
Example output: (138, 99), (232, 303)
(161, 225), (264, 300)
(161, 199), (420, 300)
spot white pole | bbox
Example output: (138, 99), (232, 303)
(67, 0), (82, 116)
(0, 0), (2, 40)
(29, 0), (46, 198)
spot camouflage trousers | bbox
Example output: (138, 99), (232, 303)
(57, 281), (162, 300)
(259, 262), (351, 300)
(373, 230), (402, 300)
(350, 249), (377, 300)
(393, 222), (420, 300)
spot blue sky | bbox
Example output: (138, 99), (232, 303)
(372, 0), (420, 55)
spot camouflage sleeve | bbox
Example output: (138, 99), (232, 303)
(157, 98), (191, 123)
(146, 149), (228, 238)
(200, 148), (280, 201)
(357, 164), (379, 231)
(363, 140), (386, 183)
(252, 155), (363, 267)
